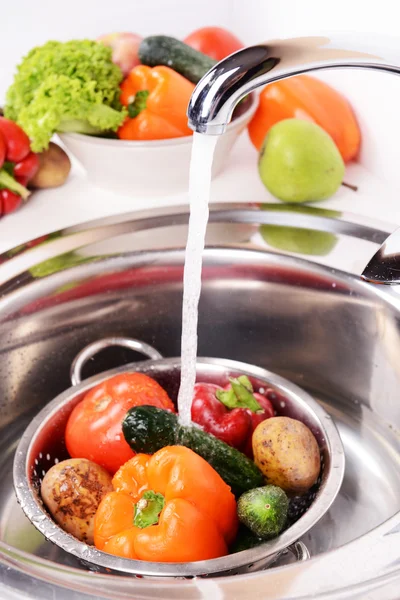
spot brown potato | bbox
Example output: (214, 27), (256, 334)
(30, 142), (71, 189)
(41, 458), (112, 544)
(252, 416), (320, 494)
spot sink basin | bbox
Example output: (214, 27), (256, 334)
(0, 203), (399, 599)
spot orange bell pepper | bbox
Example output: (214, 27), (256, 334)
(94, 446), (238, 562)
(248, 75), (361, 163)
(118, 65), (195, 141)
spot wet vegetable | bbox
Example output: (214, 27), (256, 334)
(65, 373), (175, 474)
(229, 524), (263, 553)
(41, 458), (113, 544)
(94, 446), (238, 562)
(252, 416), (321, 494)
(122, 405), (264, 495)
(191, 376), (274, 456)
(30, 142), (71, 189)
(237, 485), (289, 539)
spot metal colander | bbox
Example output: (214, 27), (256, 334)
(13, 337), (345, 578)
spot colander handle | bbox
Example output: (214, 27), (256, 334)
(287, 541), (310, 562)
(70, 337), (164, 386)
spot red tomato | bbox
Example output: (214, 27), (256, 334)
(0, 189), (22, 214)
(184, 27), (244, 61)
(0, 118), (31, 162)
(65, 372), (175, 474)
(14, 152), (40, 180)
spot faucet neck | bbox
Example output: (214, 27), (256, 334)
(187, 34), (400, 135)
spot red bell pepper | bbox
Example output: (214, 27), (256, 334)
(191, 376), (275, 457)
(0, 118), (39, 217)
(1, 189), (22, 214)
(14, 152), (40, 179)
(0, 117), (31, 163)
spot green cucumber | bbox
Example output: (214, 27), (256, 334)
(229, 525), (263, 554)
(138, 36), (217, 84)
(122, 405), (264, 495)
(237, 485), (289, 539)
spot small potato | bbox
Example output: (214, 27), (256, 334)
(41, 458), (113, 544)
(30, 142), (71, 189)
(252, 416), (320, 494)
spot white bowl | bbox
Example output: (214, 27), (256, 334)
(58, 97), (258, 197)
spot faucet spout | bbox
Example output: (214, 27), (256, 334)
(187, 34), (400, 135)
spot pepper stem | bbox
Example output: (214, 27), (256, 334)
(0, 169), (30, 201)
(216, 375), (262, 413)
(128, 90), (150, 118)
(134, 490), (165, 528)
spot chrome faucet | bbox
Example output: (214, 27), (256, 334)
(187, 34), (400, 284)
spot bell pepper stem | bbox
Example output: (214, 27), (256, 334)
(216, 376), (262, 413)
(128, 90), (150, 118)
(0, 169), (30, 201)
(134, 490), (165, 528)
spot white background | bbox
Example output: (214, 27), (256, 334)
(1, 0), (400, 251)
(2, 0), (400, 88)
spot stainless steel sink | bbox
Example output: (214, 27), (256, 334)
(0, 203), (399, 599)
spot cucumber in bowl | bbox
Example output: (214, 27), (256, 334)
(139, 35), (217, 84)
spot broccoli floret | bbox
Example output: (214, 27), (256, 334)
(5, 40), (127, 151)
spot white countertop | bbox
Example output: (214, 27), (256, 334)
(0, 134), (398, 255)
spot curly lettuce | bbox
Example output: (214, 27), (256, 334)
(5, 40), (126, 151)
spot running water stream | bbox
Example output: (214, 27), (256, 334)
(177, 132), (218, 426)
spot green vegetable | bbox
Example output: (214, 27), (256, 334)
(122, 405), (264, 495)
(229, 525), (263, 553)
(134, 491), (165, 528)
(237, 485), (289, 539)
(128, 90), (150, 118)
(5, 40), (127, 152)
(0, 169), (30, 200)
(216, 375), (262, 412)
(139, 36), (216, 84)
